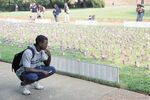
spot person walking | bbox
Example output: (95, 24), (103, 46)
(15, 4), (19, 11)
(53, 4), (61, 22)
(64, 3), (70, 22)
(30, 3), (38, 20)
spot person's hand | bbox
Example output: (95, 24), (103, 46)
(45, 49), (51, 57)
(42, 70), (49, 75)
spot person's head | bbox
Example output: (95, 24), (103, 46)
(35, 35), (48, 50)
(64, 3), (68, 6)
(33, 3), (36, 6)
(54, 4), (58, 8)
(137, 4), (143, 7)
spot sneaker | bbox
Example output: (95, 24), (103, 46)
(20, 85), (31, 95)
(32, 82), (44, 90)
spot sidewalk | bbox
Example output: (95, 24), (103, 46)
(0, 61), (149, 100)
(0, 18), (122, 26)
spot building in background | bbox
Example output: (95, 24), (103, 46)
(105, 0), (150, 6)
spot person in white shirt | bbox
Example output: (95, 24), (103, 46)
(16, 35), (56, 95)
(64, 3), (70, 22)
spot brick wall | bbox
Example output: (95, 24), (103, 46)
(105, 0), (150, 6)
(144, 0), (150, 5)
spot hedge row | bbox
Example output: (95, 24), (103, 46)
(0, 0), (105, 11)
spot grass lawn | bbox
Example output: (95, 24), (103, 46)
(0, 5), (150, 95)
(0, 6), (150, 21)
(0, 44), (25, 62)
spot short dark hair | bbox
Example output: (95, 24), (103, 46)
(35, 35), (48, 44)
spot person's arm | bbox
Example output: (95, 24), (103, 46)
(22, 49), (49, 75)
(25, 67), (49, 75)
(142, 7), (144, 13)
(136, 7), (138, 12)
(43, 49), (51, 66)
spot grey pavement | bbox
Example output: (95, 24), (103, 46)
(0, 61), (149, 100)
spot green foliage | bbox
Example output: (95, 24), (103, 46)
(0, 44), (25, 62)
(73, 0), (93, 8)
(0, 0), (64, 11)
(1, 43), (150, 94)
(36, 0), (50, 8)
(51, 0), (64, 8)
(0, 0), (15, 11)
(17, 2), (30, 11)
(91, 0), (105, 8)
(120, 66), (150, 95)
(84, 0), (93, 8)
(0, 0), (106, 11)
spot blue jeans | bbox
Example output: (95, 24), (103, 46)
(136, 13), (144, 22)
(20, 65), (56, 84)
(54, 15), (58, 22)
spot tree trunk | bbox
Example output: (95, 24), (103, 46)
(49, 0), (53, 8)
(83, 0), (86, 8)
(141, 0), (144, 4)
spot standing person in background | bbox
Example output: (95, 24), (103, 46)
(52, 4), (61, 22)
(30, 3), (38, 21)
(15, 4), (19, 11)
(29, 3), (33, 19)
(64, 2), (70, 22)
(136, 4), (144, 22)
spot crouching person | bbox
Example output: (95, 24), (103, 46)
(15, 35), (56, 95)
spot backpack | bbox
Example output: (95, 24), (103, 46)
(12, 47), (35, 73)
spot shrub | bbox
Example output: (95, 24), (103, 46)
(17, 3), (30, 11)
(74, 1), (90, 8)
(0, 3), (15, 11)
(52, 0), (64, 8)
(85, 0), (93, 8)
(91, 0), (105, 8)
(36, 0), (50, 8)
(74, 0), (105, 8)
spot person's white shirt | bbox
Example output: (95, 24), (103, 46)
(16, 45), (47, 77)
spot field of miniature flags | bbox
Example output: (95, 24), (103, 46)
(0, 21), (150, 67)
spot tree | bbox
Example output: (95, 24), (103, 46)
(49, 0), (53, 7)
(36, 0), (50, 7)
(141, 0), (144, 4)
(68, 0), (77, 4)
(91, 0), (105, 8)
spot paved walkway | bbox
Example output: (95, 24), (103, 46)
(0, 61), (149, 100)
(0, 18), (122, 26)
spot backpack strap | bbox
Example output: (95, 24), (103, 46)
(22, 47), (35, 72)
(27, 47), (35, 59)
